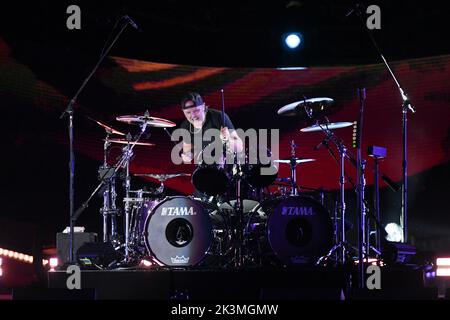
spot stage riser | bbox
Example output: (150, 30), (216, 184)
(48, 269), (347, 300)
(44, 268), (432, 300)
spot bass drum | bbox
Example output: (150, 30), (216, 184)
(144, 196), (229, 267)
(249, 196), (333, 266)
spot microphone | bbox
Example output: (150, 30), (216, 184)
(313, 138), (329, 151)
(125, 15), (142, 32)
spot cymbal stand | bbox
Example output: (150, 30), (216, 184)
(231, 144), (245, 268)
(289, 140), (299, 196)
(316, 127), (351, 266)
(122, 123), (149, 262)
(99, 130), (120, 244)
(73, 121), (149, 265)
(123, 140), (133, 260)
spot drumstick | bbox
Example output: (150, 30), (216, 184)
(220, 89), (227, 161)
(221, 89), (225, 127)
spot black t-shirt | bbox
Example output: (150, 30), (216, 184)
(179, 108), (235, 157)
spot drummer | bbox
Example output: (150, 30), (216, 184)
(179, 92), (243, 163)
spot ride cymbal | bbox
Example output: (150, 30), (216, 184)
(300, 122), (353, 132)
(277, 97), (335, 120)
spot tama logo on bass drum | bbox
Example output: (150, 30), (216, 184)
(161, 207), (197, 216)
(281, 206), (314, 216)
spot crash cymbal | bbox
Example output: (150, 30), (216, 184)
(277, 97), (335, 119)
(134, 173), (191, 182)
(274, 158), (316, 164)
(300, 122), (353, 132)
(88, 117), (126, 136)
(116, 112), (176, 128)
(105, 138), (155, 147)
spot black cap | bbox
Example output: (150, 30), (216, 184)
(181, 92), (204, 109)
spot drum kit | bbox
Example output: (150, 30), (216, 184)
(81, 98), (367, 270)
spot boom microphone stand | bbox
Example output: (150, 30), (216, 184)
(349, 3), (416, 243)
(356, 88), (366, 289)
(59, 16), (137, 265)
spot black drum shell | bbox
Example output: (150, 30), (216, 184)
(144, 196), (228, 267)
(192, 165), (230, 196)
(250, 196), (333, 266)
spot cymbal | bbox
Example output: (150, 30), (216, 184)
(300, 122), (353, 132)
(134, 173), (191, 182)
(88, 117), (126, 136)
(277, 97), (335, 119)
(274, 158), (316, 164)
(105, 138), (155, 147)
(116, 113), (176, 128)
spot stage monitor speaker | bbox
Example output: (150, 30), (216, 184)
(76, 242), (118, 269)
(381, 241), (417, 265)
(56, 232), (97, 265)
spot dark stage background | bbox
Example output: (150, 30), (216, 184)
(0, 1), (449, 257)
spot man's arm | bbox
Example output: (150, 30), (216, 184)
(221, 112), (243, 153)
(181, 142), (194, 163)
(220, 127), (243, 153)
(229, 130), (243, 153)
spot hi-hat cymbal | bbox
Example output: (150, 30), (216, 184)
(105, 138), (155, 147)
(274, 158), (316, 164)
(277, 97), (335, 119)
(88, 117), (126, 136)
(300, 122), (353, 132)
(116, 113), (176, 128)
(134, 173), (191, 182)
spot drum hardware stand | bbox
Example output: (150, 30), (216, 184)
(123, 137), (133, 261)
(230, 148), (246, 268)
(289, 140), (299, 196)
(368, 146), (387, 253)
(355, 88), (367, 288)
(315, 128), (354, 266)
(220, 89), (245, 268)
(99, 130), (121, 245)
(59, 16), (137, 266)
(121, 123), (152, 264)
(349, 3), (416, 243)
(73, 120), (150, 266)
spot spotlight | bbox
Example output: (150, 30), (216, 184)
(49, 257), (59, 268)
(284, 33), (302, 49)
(385, 223), (403, 242)
(140, 259), (153, 267)
(436, 257), (450, 277)
(49, 257), (59, 271)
